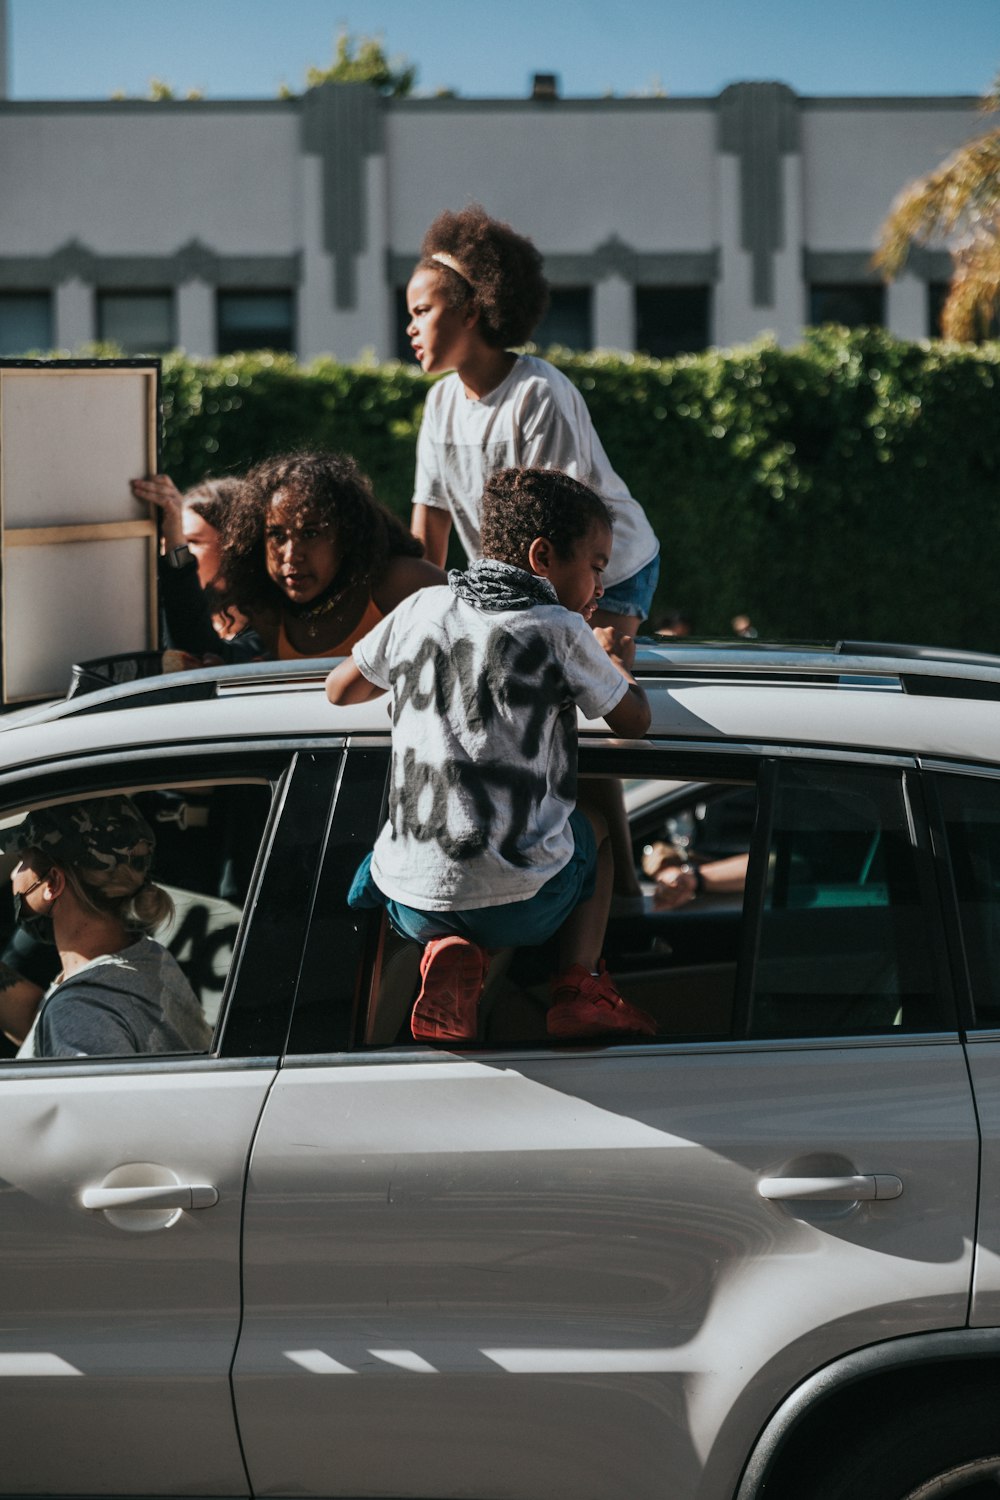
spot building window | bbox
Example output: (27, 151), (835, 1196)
(809, 284), (885, 329)
(0, 293), (52, 355)
(394, 286), (416, 362)
(532, 287), (593, 352)
(928, 281), (949, 337)
(394, 285), (594, 360)
(217, 292), (295, 355)
(97, 292), (174, 355)
(635, 286), (711, 358)
(929, 280), (998, 339)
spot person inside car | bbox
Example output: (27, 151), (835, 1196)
(4, 796), (212, 1059)
(326, 465), (656, 1045)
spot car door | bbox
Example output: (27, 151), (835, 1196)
(0, 747), (333, 1496)
(234, 748), (979, 1500)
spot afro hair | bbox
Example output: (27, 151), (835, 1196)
(418, 204), (549, 348)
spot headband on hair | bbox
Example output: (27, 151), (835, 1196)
(431, 251), (474, 286)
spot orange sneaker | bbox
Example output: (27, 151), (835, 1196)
(411, 936), (488, 1042)
(546, 961), (657, 1039)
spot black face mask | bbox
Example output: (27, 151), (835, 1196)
(12, 878), (55, 946)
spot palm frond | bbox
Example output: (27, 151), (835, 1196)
(939, 236), (1000, 340)
(874, 132), (1000, 276)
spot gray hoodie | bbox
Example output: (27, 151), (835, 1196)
(18, 936), (212, 1059)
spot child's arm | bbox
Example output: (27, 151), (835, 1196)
(325, 658), (387, 705)
(410, 504), (452, 569)
(593, 626), (651, 738)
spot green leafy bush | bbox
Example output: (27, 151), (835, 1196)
(157, 328), (1000, 650)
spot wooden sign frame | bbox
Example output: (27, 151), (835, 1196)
(0, 358), (161, 704)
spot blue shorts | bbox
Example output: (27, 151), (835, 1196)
(348, 807), (597, 949)
(599, 551), (661, 622)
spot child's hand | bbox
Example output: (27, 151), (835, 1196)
(593, 625), (635, 665)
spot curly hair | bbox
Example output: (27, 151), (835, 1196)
(218, 451), (422, 613)
(418, 204), (549, 348)
(480, 468), (612, 565)
(183, 476), (243, 533)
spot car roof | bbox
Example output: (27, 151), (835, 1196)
(1, 643), (999, 776)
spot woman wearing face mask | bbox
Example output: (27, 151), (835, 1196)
(5, 797), (212, 1060)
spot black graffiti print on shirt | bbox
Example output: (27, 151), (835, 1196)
(386, 625), (577, 863)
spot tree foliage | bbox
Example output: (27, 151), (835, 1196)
(875, 75), (1000, 340)
(303, 31), (416, 96)
(152, 329), (1000, 651)
(110, 78), (205, 101)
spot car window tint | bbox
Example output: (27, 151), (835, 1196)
(936, 772), (1000, 1028)
(0, 779), (273, 1062)
(131, 784), (272, 1026)
(749, 764), (943, 1037)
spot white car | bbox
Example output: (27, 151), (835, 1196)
(0, 641), (997, 1500)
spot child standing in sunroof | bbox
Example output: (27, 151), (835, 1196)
(406, 203), (661, 656)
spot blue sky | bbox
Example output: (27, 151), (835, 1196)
(10, 0), (1000, 100)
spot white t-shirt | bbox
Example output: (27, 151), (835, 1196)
(353, 585), (629, 911)
(412, 355), (660, 590)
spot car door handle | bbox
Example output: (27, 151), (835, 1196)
(757, 1174), (902, 1202)
(80, 1184), (219, 1211)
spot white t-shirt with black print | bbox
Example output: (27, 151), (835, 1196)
(352, 585), (629, 911)
(411, 355), (660, 590)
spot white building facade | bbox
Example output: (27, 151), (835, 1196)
(0, 80), (983, 362)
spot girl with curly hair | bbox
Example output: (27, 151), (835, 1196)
(219, 451), (444, 659)
(406, 203), (661, 653)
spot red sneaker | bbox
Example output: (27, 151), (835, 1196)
(411, 936), (488, 1042)
(547, 961), (657, 1039)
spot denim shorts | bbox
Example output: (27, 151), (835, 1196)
(599, 550), (661, 621)
(348, 807), (597, 949)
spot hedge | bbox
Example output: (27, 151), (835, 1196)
(156, 327), (1000, 651)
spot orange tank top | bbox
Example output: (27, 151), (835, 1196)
(276, 595), (384, 660)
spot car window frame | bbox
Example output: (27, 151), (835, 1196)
(736, 756), (959, 1040)
(921, 759), (1000, 1033)
(287, 739), (962, 1062)
(283, 747), (391, 1059)
(0, 744), (338, 1070)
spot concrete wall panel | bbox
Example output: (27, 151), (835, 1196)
(385, 105), (717, 253)
(0, 108), (301, 254)
(801, 102), (983, 246)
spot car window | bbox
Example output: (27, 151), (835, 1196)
(0, 778), (273, 1061)
(935, 770), (1000, 1029)
(361, 770), (757, 1049)
(304, 752), (956, 1055)
(748, 763), (949, 1037)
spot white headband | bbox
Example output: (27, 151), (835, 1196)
(431, 251), (473, 285)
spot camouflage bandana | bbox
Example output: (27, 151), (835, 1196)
(449, 560), (558, 613)
(2, 796), (155, 889)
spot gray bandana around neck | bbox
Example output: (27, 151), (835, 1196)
(448, 559), (558, 612)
